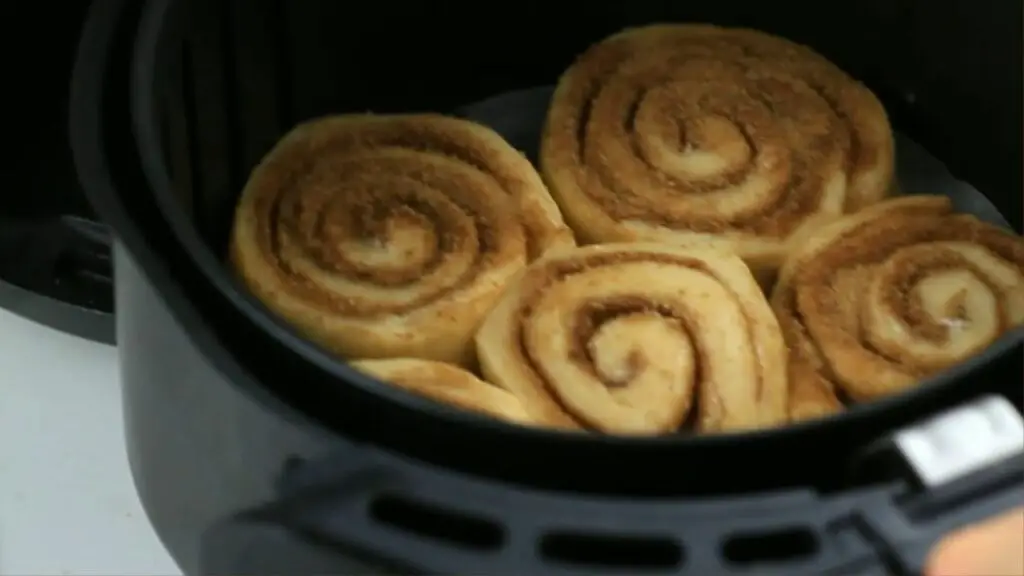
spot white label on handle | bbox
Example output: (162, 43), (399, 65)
(893, 395), (1024, 488)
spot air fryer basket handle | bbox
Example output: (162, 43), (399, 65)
(200, 396), (1024, 576)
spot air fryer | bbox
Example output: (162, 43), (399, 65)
(70, 0), (1024, 574)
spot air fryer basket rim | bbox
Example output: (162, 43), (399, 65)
(129, 0), (1024, 446)
(56, 0), (1006, 485)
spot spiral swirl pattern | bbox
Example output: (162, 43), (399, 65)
(231, 114), (575, 365)
(350, 358), (535, 425)
(474, 243), (789, 435)
(540, 24), (895, 275)
(771, 195), (1024, 421)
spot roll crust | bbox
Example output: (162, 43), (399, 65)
(540, 24), (895, 277)
(350, 358), (535, 425)
(475, 243), (789, 435)
(771, 195), (1024, 421)
(230, 114), (575, 365)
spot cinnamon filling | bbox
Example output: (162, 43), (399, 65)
(511, 251), (762, 418)
(778, 197), (1024, 405)
(546, 26), (884, 238)
(571, 297), (689, 389)
(246, 129), (529, 316)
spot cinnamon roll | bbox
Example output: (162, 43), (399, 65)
(771, 195), (1024, 421)
(350, 358), (534, 425)
(475, 243), (789, 435)
(230, 114), (575, 365)
(540, 24), (895, 278)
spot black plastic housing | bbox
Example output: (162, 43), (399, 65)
(0, 3), (114, 343)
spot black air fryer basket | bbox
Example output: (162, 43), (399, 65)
(71, 0), (1024, 574)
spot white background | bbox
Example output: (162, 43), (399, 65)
(0, 308), (180, 575)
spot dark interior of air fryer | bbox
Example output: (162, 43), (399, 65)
(152, 0), (1024, 437)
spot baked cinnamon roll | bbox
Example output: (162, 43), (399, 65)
(350, 358), (534, 425)
(475, 243), (789, 435)
(541, 24), (895, 279)
(230, 114), (575, 365)
(772, 195), (1024, 421)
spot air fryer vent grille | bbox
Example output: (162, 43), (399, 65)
(369, 494), (505, 551)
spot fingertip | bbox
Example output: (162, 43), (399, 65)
(924, 509), (1024, 576)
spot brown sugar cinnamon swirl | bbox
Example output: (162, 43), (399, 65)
(771, 195), (1024, 421)
(230, 114), (576, 366)
(540, 24), (895, 279)
(474, 243), (789, 435)
(350, 358), (535, 426)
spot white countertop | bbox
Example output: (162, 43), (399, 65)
(0, 308), (181, 575)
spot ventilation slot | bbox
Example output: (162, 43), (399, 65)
(722, 527), (819, 566)
(540, 531), (684, 570)
(52, 246), (111, 287)
(369, 495), (504, 550)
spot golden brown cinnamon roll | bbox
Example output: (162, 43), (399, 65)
(350, 358), (534, 425)
(475, 243), (789, 435)
(230, 114), (575, 365)
(540, 24), (895, 278)
(772, 195), (1024, 421)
